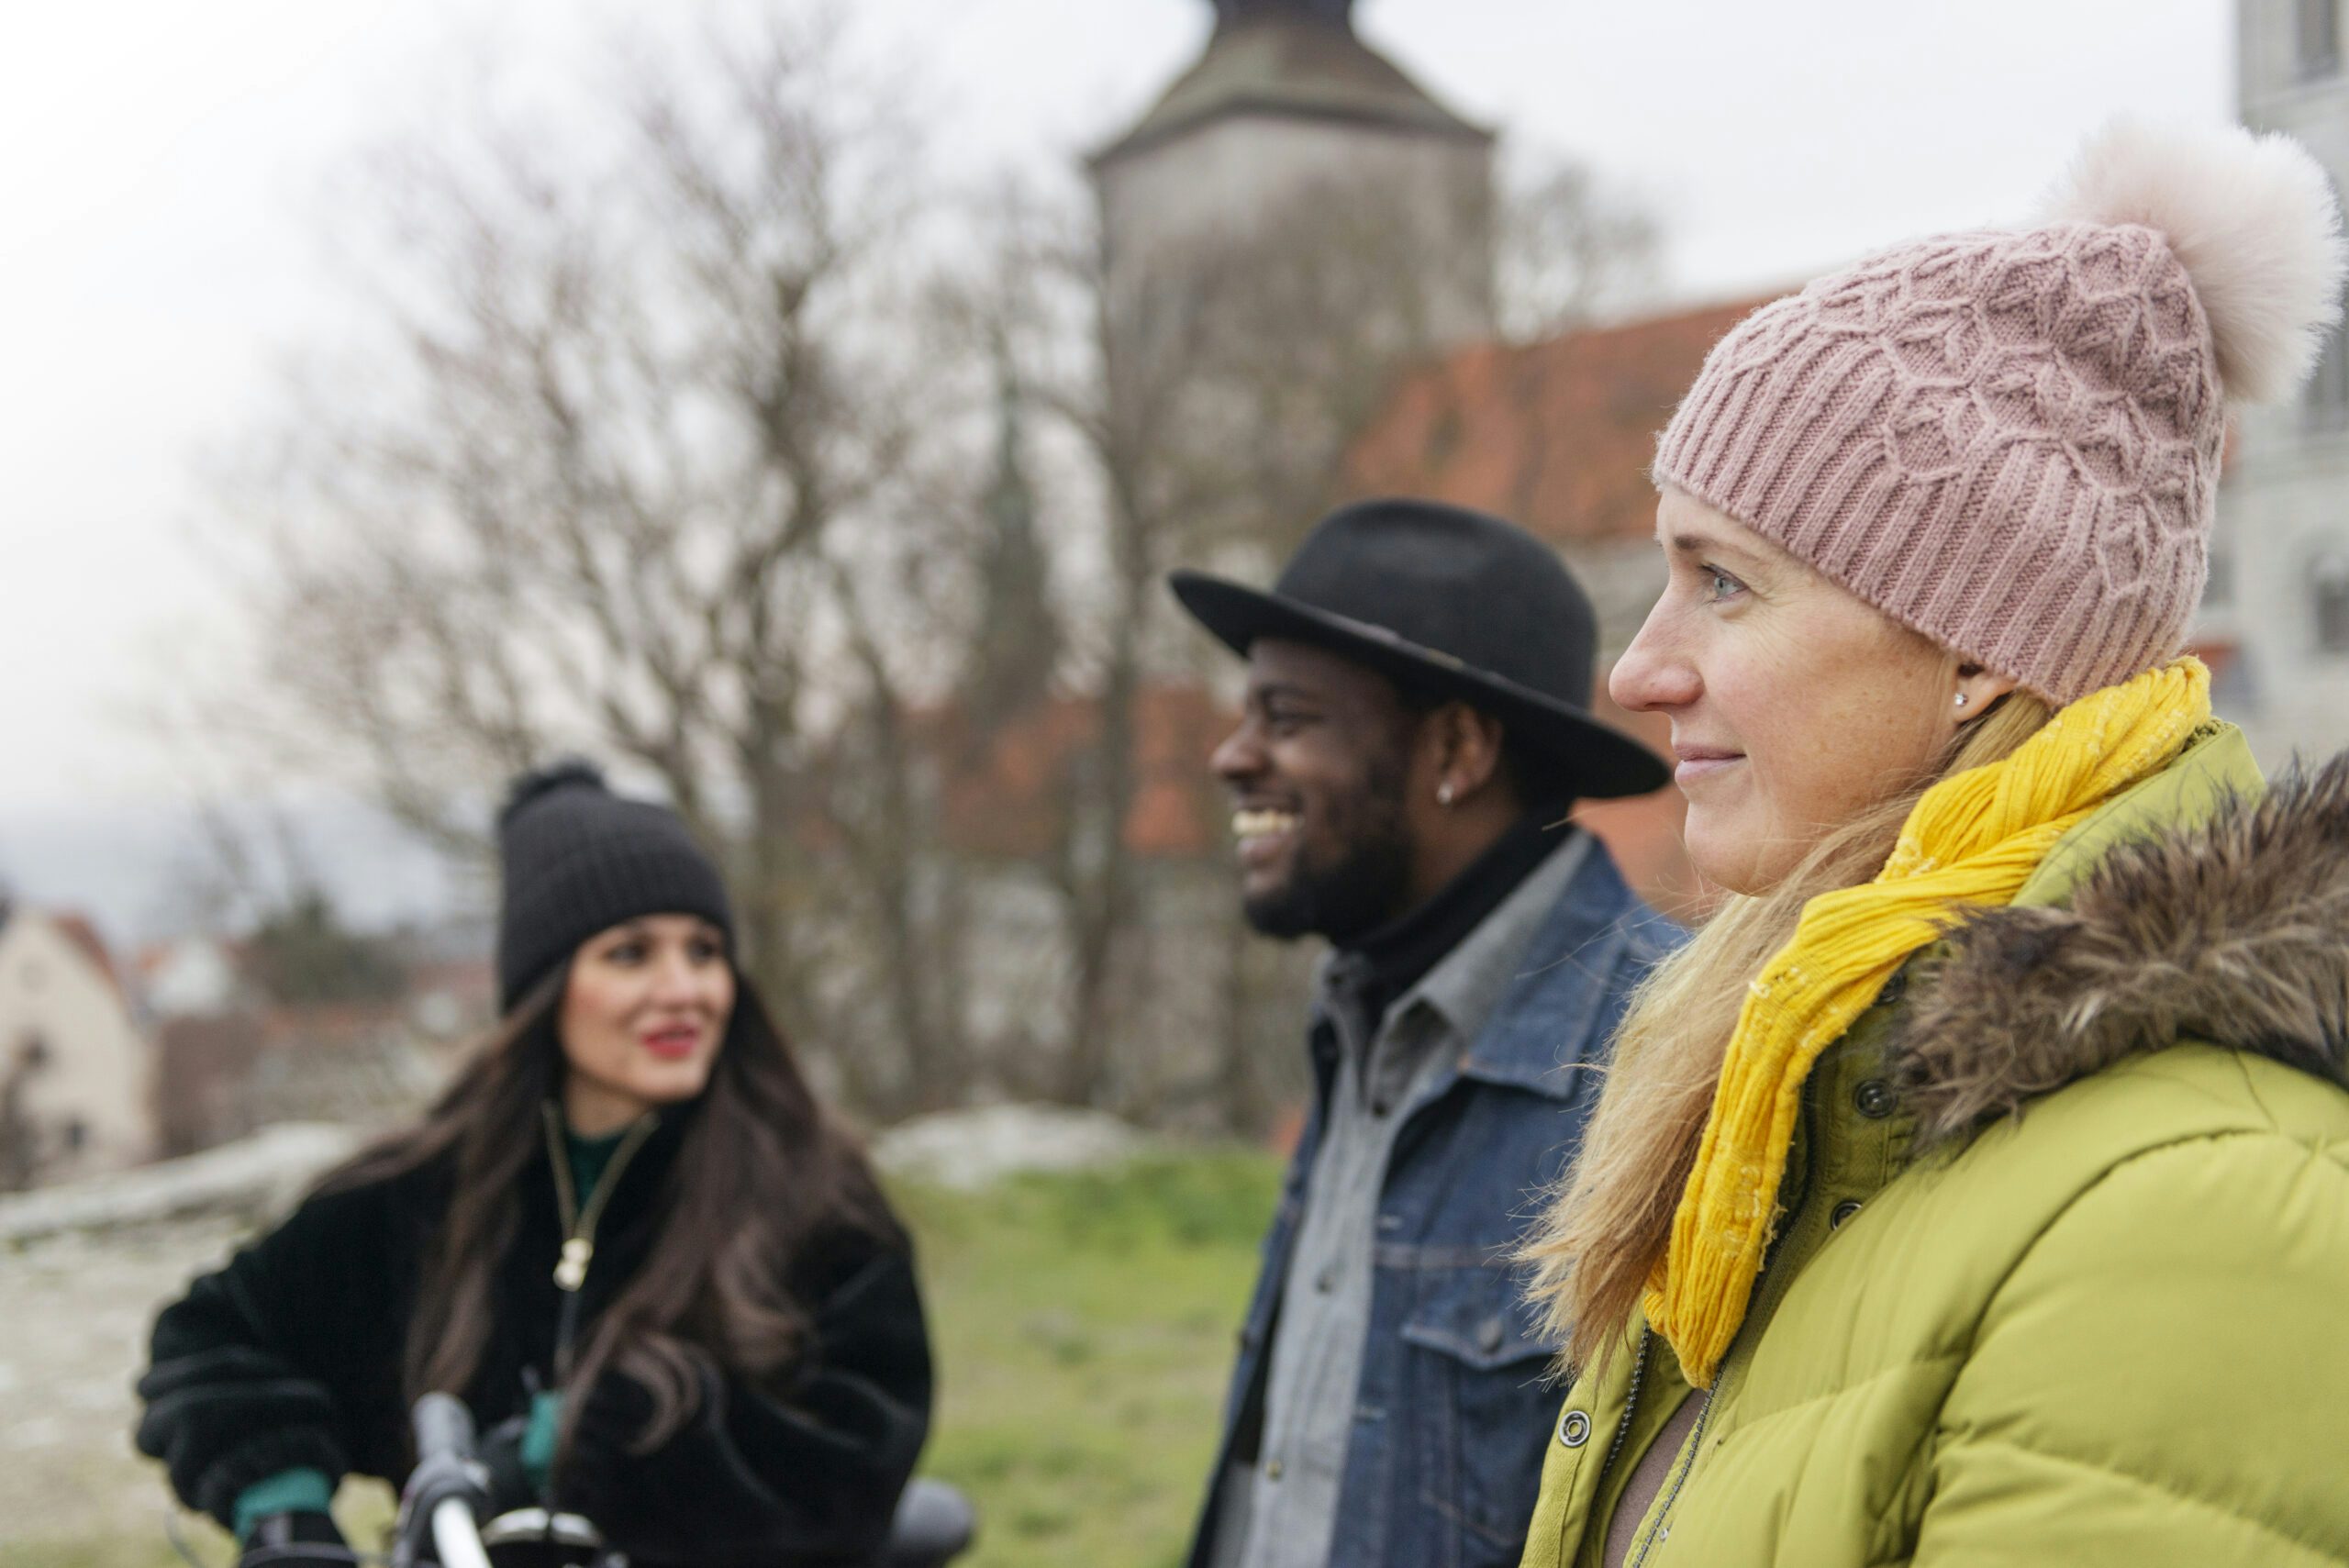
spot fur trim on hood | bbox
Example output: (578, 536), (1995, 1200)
(1892, 752), (2349, 1149)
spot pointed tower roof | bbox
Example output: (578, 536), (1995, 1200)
(1092, 0), (1491, 170)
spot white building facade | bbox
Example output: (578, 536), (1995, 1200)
(0, 906), (155, 1185)
(2216, 0), (2349, 766)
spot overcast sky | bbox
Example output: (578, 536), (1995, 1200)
(0, 0), (2233, 928)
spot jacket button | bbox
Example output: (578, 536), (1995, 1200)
(1558, 1410), (1592, 1448)
(1831, 1199), (1864, 1230)
(1854, 1079), (1897, 1118)
(1266, 1459), (1284, 1480)
(1477, 1317), (1506, 1354)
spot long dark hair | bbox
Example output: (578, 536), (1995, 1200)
(322, 962), (886, 1453)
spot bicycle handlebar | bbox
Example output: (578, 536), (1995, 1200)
(395, 1394), (492, 1568)
(393, 1392), (974, 1567)
(412, 1394), (476, 1470)
(429, 1498), (493, 1568)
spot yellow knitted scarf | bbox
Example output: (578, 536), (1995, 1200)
(1646, 657), (2211, 1387)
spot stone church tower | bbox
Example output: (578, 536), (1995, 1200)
(1090, 0), (1497, 347)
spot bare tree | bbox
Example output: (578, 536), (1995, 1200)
(211, 3), (1661, 1131)
(1496, 152), (1664, 341)
(210, 15), (984, 1117)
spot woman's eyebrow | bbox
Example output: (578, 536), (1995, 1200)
(1662, 528), (1769, 571)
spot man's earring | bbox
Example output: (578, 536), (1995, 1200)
(1437, 783), (1456, 806)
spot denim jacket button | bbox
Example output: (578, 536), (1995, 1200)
(1477, 1316), (1505, 1354)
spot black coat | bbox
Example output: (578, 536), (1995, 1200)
(134, 1108), (932, 1568)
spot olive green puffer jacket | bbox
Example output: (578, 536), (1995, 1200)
(1521, 725), (2349, 1568)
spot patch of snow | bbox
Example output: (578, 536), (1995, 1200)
(873, 1103), (1149, 1191)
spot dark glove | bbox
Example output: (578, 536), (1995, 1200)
(238, 1508), (352, 1566)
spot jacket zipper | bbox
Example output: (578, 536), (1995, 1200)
(1627, 1072), (1825, 1568)
(1596, 1327), (1651, 1485)
(540, 1103), (658, 1378)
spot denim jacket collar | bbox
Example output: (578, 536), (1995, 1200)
(1454, 838), (1660, 1099)
(1302, 832), (1656, 1107)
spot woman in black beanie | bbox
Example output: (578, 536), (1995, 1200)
(135, 763), (932, 1568)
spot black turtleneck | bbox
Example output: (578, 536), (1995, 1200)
(1340, 809), (1576, 1031)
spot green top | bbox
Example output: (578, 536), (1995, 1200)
(234, 1121), (623, 1535)
(563, 1121), (629, 1213)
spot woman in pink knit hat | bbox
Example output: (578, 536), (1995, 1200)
(1513, 121), (2349, 1568)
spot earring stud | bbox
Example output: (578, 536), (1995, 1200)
(1438, 783), (1455, 806)
(1955, 692), (1971, 709)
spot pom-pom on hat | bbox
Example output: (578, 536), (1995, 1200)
(495, 761), (734, 1012)
(1653, 119), (2347, 704)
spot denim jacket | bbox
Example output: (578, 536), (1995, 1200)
(1189, 841), (1677, 1568)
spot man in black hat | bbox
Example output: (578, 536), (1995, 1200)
(1171, 498), (1678, 1568)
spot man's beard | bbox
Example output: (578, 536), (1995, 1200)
(1241, 758), (1414, 945)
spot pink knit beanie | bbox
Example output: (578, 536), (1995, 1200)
(1654, 121), (2347, 702)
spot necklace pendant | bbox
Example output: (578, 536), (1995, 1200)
(554, 1237), (592, 1291)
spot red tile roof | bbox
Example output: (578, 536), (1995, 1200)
(1344, 295), (1775, 546)
(46, 910), (127, 1000)
(935, 685), (1233, 862)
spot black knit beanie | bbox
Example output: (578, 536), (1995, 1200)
(495, 761), (735, 1012)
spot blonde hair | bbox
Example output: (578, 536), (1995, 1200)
(1521, 692), (2054, 1375)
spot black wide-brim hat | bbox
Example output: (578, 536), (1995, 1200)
(1169, 498), (1668, 801)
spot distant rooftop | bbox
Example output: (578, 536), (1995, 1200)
(1344, 295), (1776, 547)
(1093, 0), (1491, 169)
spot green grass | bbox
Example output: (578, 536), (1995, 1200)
(898, 1150), (1282, 1568)
(2, 1148), (1283, 1568)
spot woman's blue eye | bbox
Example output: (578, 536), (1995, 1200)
(1705, 566), (1745, 600)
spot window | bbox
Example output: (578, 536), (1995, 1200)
(2316, 553), (2349, 654)
(2318, 557), (2349, 652)
(2307, 284), (2349, 426)
(2203, 544), (2233, 608)
(2299, 0), (2342, 77)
